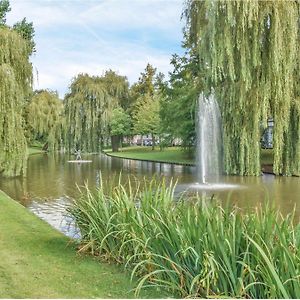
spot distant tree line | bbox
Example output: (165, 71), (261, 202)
(1, 0), (299, 177)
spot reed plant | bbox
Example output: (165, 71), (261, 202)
(69, 177), (300, 298)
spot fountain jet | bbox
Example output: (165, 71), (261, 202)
(196, 93), (222, 183)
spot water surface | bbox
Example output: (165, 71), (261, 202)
(1, 153), (299, 236)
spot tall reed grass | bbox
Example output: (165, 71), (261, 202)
(69, 177), (300, 298)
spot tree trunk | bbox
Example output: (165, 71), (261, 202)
(159, 134), (163, 151)
(151, 133), (155, 151)
(120, 135), (123, 149)
(111, 135), (119, 152)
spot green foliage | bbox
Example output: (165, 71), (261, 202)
(0, 27), (32, 177)
(129, 64), (163, 147)
(64, 71), (129, 152)
(160, 52), (200, 148)
(0, 0), (10, 25)
(132, 63), (157, 97)
(64, 74), (107, 152)
(110, 107), (131, 136)
(101, 69), (129, 110)
(133, 93), (160, 136)
(184, 0), (300, 176)
(129, 63), (157, 115)
(26, 90), (64, 150)
(70, 178), (300, 298)
(13, 18), (35, 54)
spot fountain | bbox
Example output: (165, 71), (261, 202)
(196, 93), (222, 183)
(188, 93), (240, 191)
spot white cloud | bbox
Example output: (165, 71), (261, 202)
(31, 37), (174, 96)
(80, 0), (182, 31)
(8, 0), (183, 30)
(7, 0), (184, 97)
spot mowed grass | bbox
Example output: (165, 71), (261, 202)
(28, 146), (45, 155)
(106, 146), (194, 165)
(261, 148), (274, 165)
(0, 191), (158, 298)
(107, 146), (274, 168)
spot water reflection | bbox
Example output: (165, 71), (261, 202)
(0, 153), (300, 237)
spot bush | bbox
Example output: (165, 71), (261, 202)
(69, 177), (300, 298)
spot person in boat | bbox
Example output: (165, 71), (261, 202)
(74, 149), (82, 160)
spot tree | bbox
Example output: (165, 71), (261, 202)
(129, 63), (157, 114)
(26, 90), (64, 151)
(133, 93), (160, 150)
(64, 74), (107, 153)
(64, 71), (129, 153)
(0, 27), (33, 176)
(160, 51), (201, 150)
(100, 69), (129, 110)
(0, 0), (10, 25)
(110, 107), (131, 152)
(184, 0), (300, 176)
(13, 18), (35, 54)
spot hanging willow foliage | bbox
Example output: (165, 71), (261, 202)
(26, 90), (64, 151)
(184, 0), (300, 176)
(64, 74), (106, 153)
(0, 27), (32, 177)
(64, 71), (128, 153)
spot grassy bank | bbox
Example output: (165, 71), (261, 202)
(261, 148), (274, 165)
(70, 178), (300, 298)
(28, 141), (45, 155)
(0, 191), (157, 298)
(106, 146), (194, 165)
(28, 146), (45, 155)
(106, 146), (274, 169)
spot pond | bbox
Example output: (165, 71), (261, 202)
(1, 153), (300, 237)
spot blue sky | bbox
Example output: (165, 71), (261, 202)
(7, 0), (184, 97)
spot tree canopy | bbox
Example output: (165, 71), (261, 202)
(0, 0), (10, 25)
(110, 107), (131, 137)
(0, 27), (32, 176)
(133, 93), (160, 150)
(64, 71), (129, 152)
(184, 0), (300, 175)
(160, 52), (200, 148)
(13, 17), (35, 54)
(26, 90), (63, 150)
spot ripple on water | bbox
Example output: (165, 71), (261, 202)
(188, 182), (244, 191)
(29, 196), (80, 239)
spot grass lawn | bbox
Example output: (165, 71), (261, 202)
(0, 191), (158, 298)
(28, 146), (45, 155)
(106, 146), (274, 168)
(106, 146), (194, 165)
(261, 148), (274, 165)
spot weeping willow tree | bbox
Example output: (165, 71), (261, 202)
(64, 74), (106, 153)
(26, 90), (64, 151)
(0, 27), (32, 177)
(184, 0), (300, 176)
(64, 71), (128, 153)
(100, 69), (129, 110)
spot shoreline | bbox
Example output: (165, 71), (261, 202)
(104, 150), (276, 175)
(0, 189), (156, 298)
(105, 150), (196, 167)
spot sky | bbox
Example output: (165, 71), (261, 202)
(7, 0), (185, 98)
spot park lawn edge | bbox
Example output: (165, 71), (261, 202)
(104, 147), (195, 166)
(104, 147), (276, 174)
(28, 146), (45, 155)
(0, 190), (159, 298)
